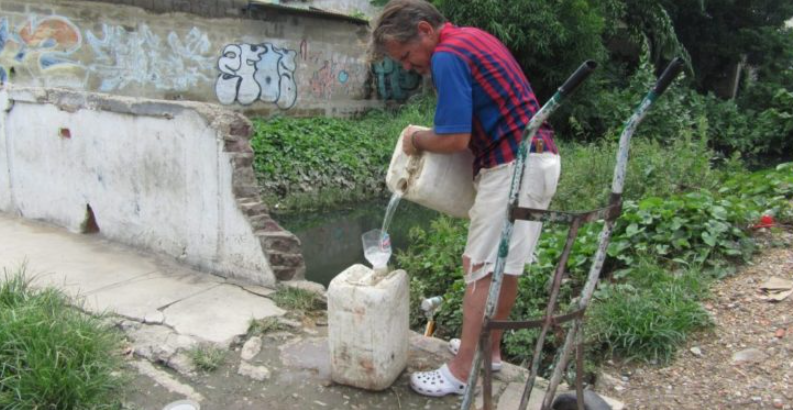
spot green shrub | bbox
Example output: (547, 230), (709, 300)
(0, 268), (125, 409)
(401, 161), (793, 368)
(432, 0), (608, 103)
(396, 216), (468, 336)
(554, 128), (717, 211)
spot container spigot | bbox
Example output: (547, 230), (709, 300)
(421, 296), (443, 336)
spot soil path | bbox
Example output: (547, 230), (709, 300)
(594, 231), (793, 409)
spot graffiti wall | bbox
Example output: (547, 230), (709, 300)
(0, 0), (384, 116)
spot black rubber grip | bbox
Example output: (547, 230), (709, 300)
(653, 57), (685, 96)
(558, 60), (598, 96)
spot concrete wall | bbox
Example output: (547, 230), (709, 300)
(0, 85), (306, 286)
(0, 0), (383, 117)
(308, 0), (380, 19)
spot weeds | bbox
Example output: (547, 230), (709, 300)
(271, 287), (325, 315)
(0, 267), (125, 409)
(589, 261), (713, 363)
(187, 345), (226, 372)
(248, 317), (290, 336)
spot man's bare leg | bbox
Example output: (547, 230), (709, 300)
(448, 256), (519, 381)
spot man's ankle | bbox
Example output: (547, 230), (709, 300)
(447, 361), (469, 382)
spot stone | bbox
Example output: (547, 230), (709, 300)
(690, 346), (704, 357)
(144, 310), (165, 324)
(238, 362), (270, 381)
(241, 336), (262, 361)
(163, 285), (285, 346)
(280, 280), (326, 297)
(732, 348), (767, 365)
(167, 352), (197, 377)
(596, 372), (626, 392)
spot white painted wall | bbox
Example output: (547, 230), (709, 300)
(0, 86), (276, 286)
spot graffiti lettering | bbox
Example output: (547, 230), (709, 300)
(215, 42), (297, 109)
(0, 16), (82, 83)
(86, 24), (213, 92)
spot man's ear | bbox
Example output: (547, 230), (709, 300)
(417, 21), (435, 37)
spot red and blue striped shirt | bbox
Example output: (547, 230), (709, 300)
(431, 23), (557, 176)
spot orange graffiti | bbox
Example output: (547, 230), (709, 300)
(19, 18), (80, 50)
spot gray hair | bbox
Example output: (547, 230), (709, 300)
(369, 0), (446, 62)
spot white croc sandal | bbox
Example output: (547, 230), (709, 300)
(448, 338), (503, 372)
(410, 364), (467, 397)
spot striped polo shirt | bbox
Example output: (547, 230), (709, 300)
(431, 23), (557, 176)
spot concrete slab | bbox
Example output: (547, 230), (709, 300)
(81, 272), (223, 321)
(163, 284), (286, 346)
(0, 214), (161, 295)
(498, 382), (547, 410)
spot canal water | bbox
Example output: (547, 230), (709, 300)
(274, 198), (441, 287)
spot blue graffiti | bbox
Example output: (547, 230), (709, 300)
(372, 57), (421, 101)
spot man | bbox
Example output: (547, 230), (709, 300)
(371, 0), (561, 397)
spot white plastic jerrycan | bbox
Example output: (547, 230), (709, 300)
(385, 126), (475, 219)
(327, 264), (409, 391)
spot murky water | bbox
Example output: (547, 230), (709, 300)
(275, 197), (439, 287)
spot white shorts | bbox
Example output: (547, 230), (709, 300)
(463, 153), (560, 284)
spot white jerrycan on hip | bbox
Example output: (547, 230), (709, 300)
(385, 126), (475, 218)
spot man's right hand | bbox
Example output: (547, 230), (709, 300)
(403, 125), (423, 156)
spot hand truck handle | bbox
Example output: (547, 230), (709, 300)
(558, 60), (598, 96)
(653, 57), (685, 96)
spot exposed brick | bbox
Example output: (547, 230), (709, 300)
(249, 214), (276, 231)
(267, 252), (303, 267)
(272, 265), (305, 281)
(229, 120), (252, 138)
(224, 139), (253, 154)
(232, 184), (259, 198)
(230, 153), (254, 168)
(237, 198), (269, 216)
(260, 232), (301, 254)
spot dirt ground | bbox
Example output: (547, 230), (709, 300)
(594, 230), (793, 409)
(121, 230), (792, 410)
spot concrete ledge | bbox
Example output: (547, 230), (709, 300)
(0, 85), (305, 286)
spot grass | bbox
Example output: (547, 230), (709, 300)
(247, 317), (290, 336)
(186, 345), (227, 372)
(0, 267), (126, 409)
(588, 260), (714, 364)
(270, 287), (325, 315)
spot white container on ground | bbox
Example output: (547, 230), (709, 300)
(386, 125), (475, 219)
(327, 264), (409, 390)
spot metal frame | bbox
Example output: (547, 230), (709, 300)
(461, 58), (685, 410)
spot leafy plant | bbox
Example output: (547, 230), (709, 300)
(251, 95), (435, 212)
(433, 0), (608, 103)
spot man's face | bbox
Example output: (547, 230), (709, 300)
(384, 21), (438, 75)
